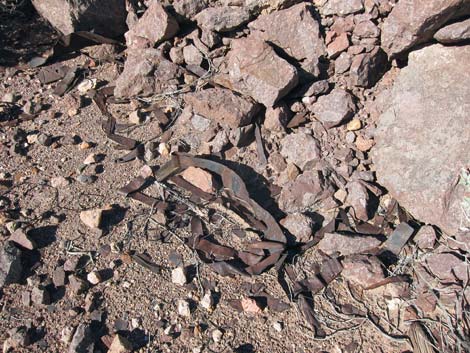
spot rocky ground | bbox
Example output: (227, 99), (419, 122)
(0, 0), (469, 352)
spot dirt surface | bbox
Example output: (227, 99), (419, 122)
(0, 2), (469, 353)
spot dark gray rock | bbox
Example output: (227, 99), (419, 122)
(0, 241), (22, 288)
(69, 324), (94, 353)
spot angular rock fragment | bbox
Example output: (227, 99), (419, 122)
(381, 0), (470, 57)
(346, 181), (372, 221)
(31, 286), (50, 305)
(353, 19), (381, 39)
(280, 132), (321, 171)
(248, 3), (325, 66)
(341, 255), (385, 288)
(69, 275), (89, 295)
(53, 266), (66, 287)
(5, 326), (31, 349)
(69, 324), (94, 353)
(183, 45), (204, 66)
(195, 6), (250, 32)
(240, 297), (262, 314)
(109, 334), (133, 353)
(177, 299), (191, 317)
(280, 213), (314, 243)
(317, 233), (382, 256)
(434, 18), (470, 44)
(80, 209), (103, 229)
(225, 37), (298, 107)
(349, 47), (388, 88)
(184, 88), (259, 128)
(171, 266), (188, 286)
(327, 32), (349, 59)
(0, 241), (22, 288)
(414, 226), (436, 250)
(32, 0), (127, 37)
(173, 0), (208, 20)
(373, 45), (470, 233)
(426, 253), (468, 282)
(114, 49), (183, 98)
(312, 88), (356, 128)
(9, 229), (36, 250)
(322, 0), (364, 16)
(264, 103), (292, 131)
(279, 170), (336, 212)
(125, 1), (179, 47)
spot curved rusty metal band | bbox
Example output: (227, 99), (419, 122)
(155, 154), (286, 244)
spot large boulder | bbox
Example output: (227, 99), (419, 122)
(32, 0), (127, 37)
(373, 44), (470, 234)
(381, 0), (470, 57)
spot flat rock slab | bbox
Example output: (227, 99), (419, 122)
(32, 0), (127, 37)
(184, 88), (259, 128)
(195, 6), (251, 32)
(434, 18), (470, 44)
(381, 0), (470, 57)
(248, 3), (325, 64)
(373, 44), (470, 234)
(225, 37), (298, 107)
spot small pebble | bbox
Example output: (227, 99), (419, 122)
(347, 118), (362, 131)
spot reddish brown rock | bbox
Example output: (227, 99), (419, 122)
(381, 0), (470, 57)
(53, 266), (66, 287)
(349, 46), (388, 88)
(426, 253), (467, 282)
(114, 49), (183, 98)
(125, 1), (179, 48)
(174, 0), (208, 20)
(434, 18), (470, 44)
(278, 170), (336, 212)
(264, 103), (292, 131)
(414, 226), (436, 250)
(181, 167), (215, 194)
(353, 19), (381, 38)
(195, 6), (250, 32)
(280, 213), (314, 243)
(184, 88), (259, 128)
(346, 181), (372, 221)
(69, 274), (89, 295)
(109, 334), (133, 353)
(317, 233), (382, 256)
(322, 0), (364, 16)
(341, 255), (385, 288)
(9, 229), (36, 250)
(32, 0), (127, 37)
(327, 32), (350, 59)
(312, 88), (356, 128)
(248, 3), (325, 71)
(373, 45), (470, 233)
(225, 38), (298, 107)
(280, 132), (321, 171)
